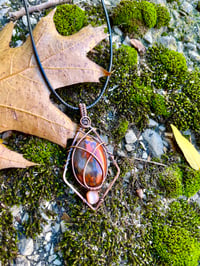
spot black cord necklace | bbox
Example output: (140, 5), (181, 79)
(23, 0), (120, 211)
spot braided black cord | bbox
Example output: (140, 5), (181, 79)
(22, 0), (113, 110)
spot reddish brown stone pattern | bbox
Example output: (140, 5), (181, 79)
(73, 136), (107, 187)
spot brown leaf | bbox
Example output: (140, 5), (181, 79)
(130, 39), (146, 55)
(0, 10), (109, 147)
(0, 143), (36, 170)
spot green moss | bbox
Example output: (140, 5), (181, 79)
(160, 50), (187, 76)
(113, 118), (129, 143)
(112, 1), (170, 36)
(155, 4), (171, 29)
(183, 167), (200, 197)
(0, 135), (66, 239)
(0, 209), (18, 264)
(159, 164), (183, 198)
(151, 93), (169, 117)
(153, 225), (200, 265)
(117, 44), (138, 66)
(112, 0), (143, 35)
(53, 4), (87, 36)
(140, 1), (157, 28)
(149, 200), (200, 265)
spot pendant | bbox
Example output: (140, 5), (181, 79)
(63, 103), (120, 211)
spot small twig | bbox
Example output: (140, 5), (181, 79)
(131, 157), (167, 167)
(9, 0), (71, 20)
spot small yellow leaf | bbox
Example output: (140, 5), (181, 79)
(171, 124), (200, 170)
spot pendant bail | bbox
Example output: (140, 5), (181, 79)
(79, 103), (91, 128)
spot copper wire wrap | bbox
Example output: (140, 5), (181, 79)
(63, 104), (120, 211)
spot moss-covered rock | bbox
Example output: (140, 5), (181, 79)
(140, 1), (157, 28)
(53, 4), (87, 36)
(159, 164), (183, 198)
(112, 0), (144, 36)
(150, 200), (200, 265)
(155, 4), (171, 29)
(112, 0), (170, 36)
(153, 225), (200, 265)
(117, 44), (138, 67)
(183, 167), (200, 197)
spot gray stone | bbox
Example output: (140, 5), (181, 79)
(117, 150), (126, 157)
(142, 151), (148, 160)
(60, 220), (68, 233)
(184, 42), (196, 51)
(159, 125), (166, 132)
(15, 40), (23, 47)
(10, 205), (21, 217)
(22, 212), (29, 223)
(15, 256), (30, 266)
(18, 238), (34, 256)
(45, 242), (51, 252)
(180, 2), (193, 14)
(125, 130), (137, 144)
(152, 0), (166, 4)
(50, 243), (54, 255)
(53, 259), (62, 265)
(142, 129), (164, 158)
(188, 50), (200, 61)
(113, 26), (123, 36)
(53, 223), (60, 233)
(172, 10), (180, 20)
(49, 255), (57, 263)
(158, 36), (177, 50)
(45, 231), (52, 242)
(43, 223), (51, 234)
(125, 144), (133, 152)
(22, 15), (37, 27)
(143, 31), (153, 44)
(123, 35), (131, 46)
(148, 119), (158, 128)
(177, 41), (184, 53)
(27, 254), (39, 262)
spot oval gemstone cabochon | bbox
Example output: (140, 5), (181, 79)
(73, 136), (107, 187)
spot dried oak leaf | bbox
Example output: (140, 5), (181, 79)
(0, 142), (36, 169)
(0, 9), (109, 148)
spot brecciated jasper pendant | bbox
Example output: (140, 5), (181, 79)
(63, 103), (120, 211)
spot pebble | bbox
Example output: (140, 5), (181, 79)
(188, 50), (200, 61)
(15, 256), (30, 266)
(53, 259), (62, 265)
(45, 232), (52, 242)
(10, 205), (22, 217)
(180, 1), (194, 14)
(158, 36), (177, 50)
(125, 129), (137, 144)
(143, 129), (164, 158)
(148, 119), (158, 128)
(143, 31), (153, 44)
(117, 150), (126, 157)
(177, 41), (184, 53)
(18, 238), (34, 256)
(125, 144), (133, 152)
(184, 42), (197, 51)
(113, 26), (123, 36)
(48, 254), (57, 263)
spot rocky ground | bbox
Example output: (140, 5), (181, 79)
(0, 0), (200, 265)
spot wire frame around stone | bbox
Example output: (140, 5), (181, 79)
(63, 104), (120, 211)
